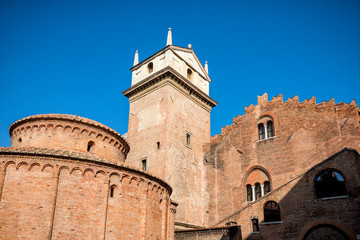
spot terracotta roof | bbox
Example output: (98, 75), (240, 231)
(8, 114), (129, 152)
(0, 147), (172, 193)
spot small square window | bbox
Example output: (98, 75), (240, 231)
(185, 132), (191, 148)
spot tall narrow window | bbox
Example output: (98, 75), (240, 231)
(246, 184), (253, 202)
(157, 142), (160, 149)
(264, 201), (281, 222)
(251, 218), (259, 232)
(267, 121), (274, 138)
(141, 159), (147, 171)
(87, 141), (95, 153)
(255, 183), (261, 199)
(147, 62), (153, 73)
(110, 186), (115, 198)
(187, 69), (193, 80)
(264, 181), (271, 194)
(258, 124), (265, 140)
(315, 170), (346, 198)
(186, 133), (191, 148)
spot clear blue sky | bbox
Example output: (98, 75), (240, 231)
(1, 0), (359, 147)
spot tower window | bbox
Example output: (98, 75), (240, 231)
(157, 142), (160, 149)
(147, 62), (153, 74)
(185, 132), (191, 148)
(264, 201), (281, 222)
(18, 138), (22, 143)
(257, 116), (275, 141)
(315, 170), (346, 198)
(251, 218), (259, 232)
(255, 183), (261, 200)
(187, 68), (193, 80)
(267, 121), (274, 138)
(87, 141), (95, 153)
(258, 124), (265, 140)
(246, 184), (253, 202)
(264, 181), (271, 194)
(141, 159), (147, 171)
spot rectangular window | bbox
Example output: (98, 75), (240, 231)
(141, 159), (147, 171)
(252, 218), (259, 232)
(157, 142), (160, 149)
(186, 132), (191, 148)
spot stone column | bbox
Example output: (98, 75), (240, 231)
(47, 167), (60, 240)
(99, 178), (110, 240)
(251, 186), (255, 202)
(260, 184), (265, 197)
(264, 125), (268, 139)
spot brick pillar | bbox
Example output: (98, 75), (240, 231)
(140, 188), (149, 240)
(161, 196), (169, 240)
(167, 200), (178, 240)
(46, 167), (60, 240)
(99, 178), (110, 240)
(0, 165), (6, 202)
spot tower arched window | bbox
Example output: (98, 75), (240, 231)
(264, 181), (271, 194)
(187, 69), (193, 80)
(258, 124), (265, 140)
(315, 170), (346, 198)
(257, 116), (275, 140)
(246, 184), (253, 202)
(267, 121), (274, 138)
(264, 201), (281, 222)
(147, 62), (153, 74)
(87, 141), (95, 153)
(255, 183), (261, 200)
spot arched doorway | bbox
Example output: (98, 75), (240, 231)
(303, 224), (349, 240)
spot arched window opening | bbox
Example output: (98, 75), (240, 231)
(267, 121), (274, 138)
(147, 62), (153, 74)
(251, 218), (259, 232)
(264, 181), (271, 194)
(255, 183), (261, 200)
(246, 184), (253, 202)
(264, 201), (281, 222)
(258, 124), (265, 140)
(315, 170), (346, 198)
(187, 69), (193, 80)
(110, 186), (116, 198)
(18, 138), (22, 143)
(87, 141), (95, 153)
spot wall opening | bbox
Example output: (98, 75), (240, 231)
(87, 141), (95, 153)
(141, 159), (147, 171)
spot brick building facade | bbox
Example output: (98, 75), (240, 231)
(0, 30), (359, 239)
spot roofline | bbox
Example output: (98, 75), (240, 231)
(122, 66), (218, 108)
(9, 114), (130, 153)
(130, 45), (211, 82)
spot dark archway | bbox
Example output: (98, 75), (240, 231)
(303, 224), (349, 240)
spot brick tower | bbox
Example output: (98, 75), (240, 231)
(123, 28), (217, 227)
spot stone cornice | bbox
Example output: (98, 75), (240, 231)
(122, 66), (218, 112)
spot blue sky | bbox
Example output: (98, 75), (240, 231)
(0, 0), (359, 147)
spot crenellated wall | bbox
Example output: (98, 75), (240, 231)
(9, 114), (129, 164)
(204, 94), (360, 227)
(0, 148), (175, 240)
